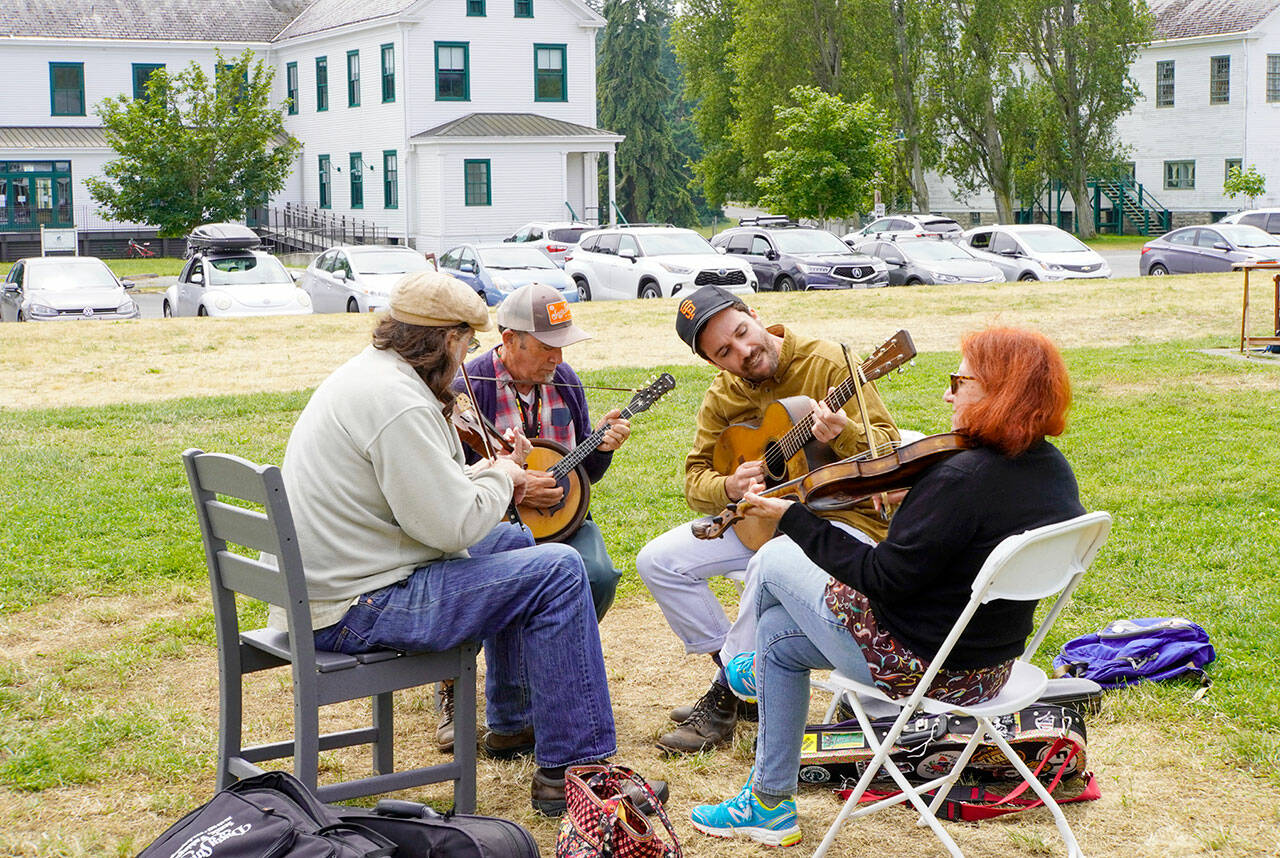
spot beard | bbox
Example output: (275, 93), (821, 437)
(741, 339), (780, 383)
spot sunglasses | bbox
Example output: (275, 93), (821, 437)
(949, 373), (977, 395)
(467, 336), (481, 354)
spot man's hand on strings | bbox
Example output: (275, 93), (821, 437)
(809, 390), (850, 444)
(521, 470), (566, 509)
(725, 459), (766, 501)
(596, 409), (631, 452)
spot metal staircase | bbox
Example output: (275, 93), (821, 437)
(249, 203), (391, 253)
(1089, 177), (1171, 236)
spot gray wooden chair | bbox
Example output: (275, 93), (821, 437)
(183, 448), (478, 808)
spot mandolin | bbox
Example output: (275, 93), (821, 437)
(521, 372), (676, 543)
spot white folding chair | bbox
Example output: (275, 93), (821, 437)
(811, 511), (1112, 858)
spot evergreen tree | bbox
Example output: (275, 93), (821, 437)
(597, 0), (698, 225)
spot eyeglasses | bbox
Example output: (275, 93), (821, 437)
(949, 373), (977, 394)
(467, 336), (481, 354)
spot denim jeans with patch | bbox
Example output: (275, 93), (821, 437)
(314, 522), (616, 768)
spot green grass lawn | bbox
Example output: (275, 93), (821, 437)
(1, 342), (1278, 792)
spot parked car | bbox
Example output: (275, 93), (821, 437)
(438, 243), (578, 306)
(502, 221), (593, 267)
(710, 217), (887, 290)
(1, 255), (139, 322)
(565, 225), (757, 301)
(852, 237), (1005, 286)
(163, 223), (312, 318)
(1139, 223), (1280, 275)
(301, 245), (435, 313)
(958, 224), (1111, 281)
(1219, 208), (1280, 235)
(843, 214), (964, 243)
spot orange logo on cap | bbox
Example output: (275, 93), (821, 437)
(546, 299), (571, 326)
(679, 299), (697, 319)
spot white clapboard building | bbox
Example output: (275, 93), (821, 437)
(0, 0), (621, 256)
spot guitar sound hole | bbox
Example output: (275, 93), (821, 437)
(763, 443), (787, 484)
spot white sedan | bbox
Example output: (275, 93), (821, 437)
(300, 245), (437, 313)
(164, 248), (312, 317)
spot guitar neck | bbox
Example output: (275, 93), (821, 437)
(774, 369), (865, 462)
(548, 402), (640, 479)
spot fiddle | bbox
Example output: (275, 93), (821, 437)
(691, 432), (975, 540)
(449, 393), (518, 460)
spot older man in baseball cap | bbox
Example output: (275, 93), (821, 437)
(278, 271), (664, 816)
(637, 285), (902, 755)
(455, 282), (630, 625)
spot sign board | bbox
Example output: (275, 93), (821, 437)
(873, 203), (886, 218)
(41, 226), (78, 255)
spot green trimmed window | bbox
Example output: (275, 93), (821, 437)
(515, 0), (533, 16)
(1226, 158), (1242, 182)
(132, 63), (164, 101)
(350, 153), (364, 208)
(286, 61), (298, 114)
(464, 159), (491, 206)
(436, 43), (469, 101)
(1156, 60), (1174, 108)
(383, 150), (398, 209)
(319, 155), (331, 208)
(534, 44), (566, 101)
(381, 44), (396, 103)
(347, 50), (360, 107)
(50, 62), (85, 116)
(467, 0), (485, 15)
(1269, 55), (1280, 102)
(1164, 160), (1194, 190)
(1210, 56), (1230, 104)
(316, 56), (329, 111)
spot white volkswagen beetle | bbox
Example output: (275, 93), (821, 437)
(163, 223), (312, 318)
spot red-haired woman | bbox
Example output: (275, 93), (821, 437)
(690, 327), (1085, 847)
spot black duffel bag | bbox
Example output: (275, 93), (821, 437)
(137, 771), (536, 858)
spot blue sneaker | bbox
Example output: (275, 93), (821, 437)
(690, 777), (801, 847)
(724, 651), (757, 703)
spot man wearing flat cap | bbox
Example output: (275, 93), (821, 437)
(454, 282), (629, 622)
(636, 286), (900, 754)
(278, 271), (664, 815)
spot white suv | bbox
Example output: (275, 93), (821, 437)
(565, 226), (757, 301)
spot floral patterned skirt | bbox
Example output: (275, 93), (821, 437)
(823, 581), (1012, 707)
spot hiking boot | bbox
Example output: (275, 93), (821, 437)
(531, 768), (670, 817)
(483, 725), (536, 759)
(435, 680), (454, 754)
(656, 681), (738, 754)
(669, 697), (757, 724)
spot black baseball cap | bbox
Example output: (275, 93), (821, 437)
(675, 286), (743, 354)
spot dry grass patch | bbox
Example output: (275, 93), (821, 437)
(2, 597), (1279, 857)
(1, 273), (1273, 411)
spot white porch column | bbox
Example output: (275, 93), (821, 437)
(608, 149), (617, 226)
(561, 151), (570, 221)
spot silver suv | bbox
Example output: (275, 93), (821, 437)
(843, 214), (964, 243)
(564, 225), (757, 301)
(502, 221), (593, 267)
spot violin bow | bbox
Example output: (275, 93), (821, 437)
(842, 342), (891, 520)
(458, 349), (525, 527)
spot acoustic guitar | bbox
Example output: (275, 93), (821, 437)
(711, 330), (916, 548)
(520, 373), (676, 543)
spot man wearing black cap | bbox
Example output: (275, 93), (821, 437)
(637, 285), (900, 754)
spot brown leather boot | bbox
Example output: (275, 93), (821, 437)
(669, 697), (757, 723)
(435, 680), (454, 753)
(531, 768), (671, 817)
(656, 681), (738, 754)
(483, 725), (536, 759)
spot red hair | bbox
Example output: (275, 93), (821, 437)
(958, 328), (1070, 457)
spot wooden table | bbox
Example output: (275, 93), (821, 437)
(1233, 261), (1280, 353)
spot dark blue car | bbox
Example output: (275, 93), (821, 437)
(710, 218), (888, 291)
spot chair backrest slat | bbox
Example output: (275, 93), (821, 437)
(191, 453), (272, 505)
(217, 551), (290, 606)
(206, 500), (281, 556)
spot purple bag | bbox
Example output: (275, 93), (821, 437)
(1052, 618), (1215, 689)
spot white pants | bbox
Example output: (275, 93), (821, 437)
(635, 517), (874, 667)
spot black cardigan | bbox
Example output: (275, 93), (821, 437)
(778, 441), (1084, 670)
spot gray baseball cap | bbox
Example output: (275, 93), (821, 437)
(496, 283), (591, 348)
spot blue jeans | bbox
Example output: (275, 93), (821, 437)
(750, 537), (874, 799)
(314, 522), (617, 769)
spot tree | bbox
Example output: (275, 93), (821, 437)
(86, 50), (300, 237)
(755, 86), (891, 222)
(1225, 165), (1267, 208)
(1015, 0), (1152, 237)
(597, 0), (698, 225)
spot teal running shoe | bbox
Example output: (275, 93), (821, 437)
(724, 651), (757, 703)
(690, 777), (801, 847)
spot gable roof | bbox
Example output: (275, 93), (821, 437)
(0, 0), (305, 41)
(273, 0), (413, 40)
(1149, 0), (1280, 40)
(411, 112), (619, 139)
(0, 126), (111, 149)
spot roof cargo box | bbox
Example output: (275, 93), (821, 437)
(187, 222), (261, 251)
